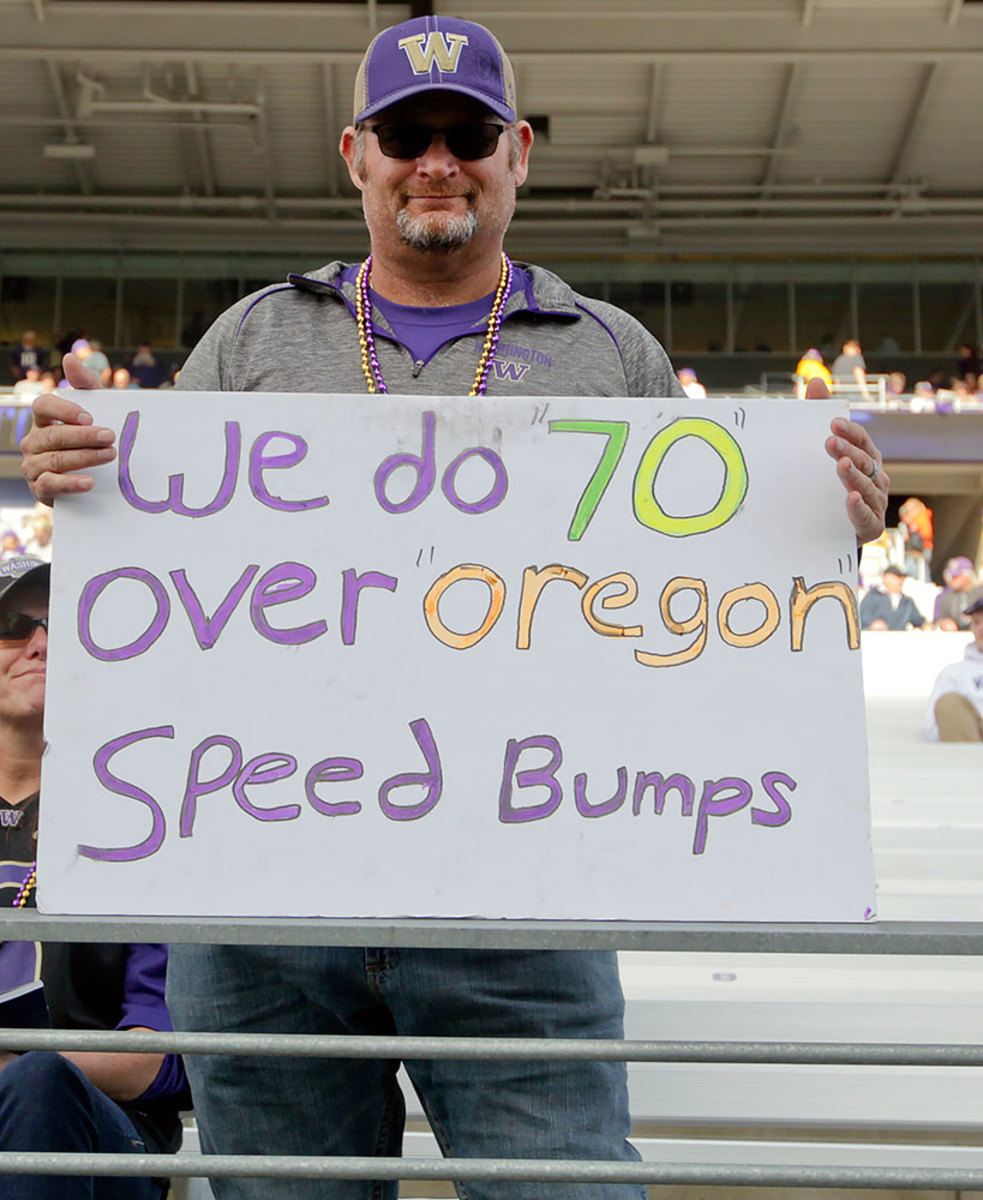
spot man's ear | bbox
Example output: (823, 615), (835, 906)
(512, 121), (534, 187)
(340, 127), (364, 191)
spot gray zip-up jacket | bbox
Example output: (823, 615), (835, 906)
(178, 260), (684, 400)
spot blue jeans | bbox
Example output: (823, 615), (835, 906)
(167, 946), (642, 1200)
(0, 1051), (165, 1200)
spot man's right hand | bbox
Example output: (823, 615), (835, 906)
(21, 353), (116, 504)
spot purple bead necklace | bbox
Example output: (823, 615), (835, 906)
(355, 253), (513, 396)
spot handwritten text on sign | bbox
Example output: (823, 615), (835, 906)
(40, 394), (875, 920)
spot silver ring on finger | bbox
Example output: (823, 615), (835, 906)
(867, 459), (880, 482)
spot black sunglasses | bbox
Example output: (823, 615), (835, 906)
(0, 613), (48, 642)
(367, 121), (506, 162)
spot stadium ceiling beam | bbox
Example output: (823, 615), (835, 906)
(321, 63), (341, 198)
(760, 62), (801, 195)
(184, 61), (216, 198)
(255, 69), (277, 221)
(6, 47), (983, 66)
(886, 61), (939, 185)
(43, 59), (92, 195)
(6, 191), (983, 216)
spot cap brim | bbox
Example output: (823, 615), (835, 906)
(0, 561), (50, 605)
(356, 82), (515, 124)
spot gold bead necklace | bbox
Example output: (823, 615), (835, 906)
(355, 253), (513, 396)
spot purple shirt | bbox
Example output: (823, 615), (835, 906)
(339, 263), (533, 365)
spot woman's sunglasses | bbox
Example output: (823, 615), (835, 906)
(366, 121), (506, 162)
(0, 613), (48, 642)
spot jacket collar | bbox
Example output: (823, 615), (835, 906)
(286, 260), (581, 321)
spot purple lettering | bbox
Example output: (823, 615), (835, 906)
(250, 562), (328, 645)
(378, 717), (442, 821)
(249, 431), (329, 513)
(340, 569), (398, 646)
(305, 757), (364, 817)
(77, 567), (170, 662)
(79, 725), (174, 862)
(118, 410), (240, 518)
(693, 776), (753, 855)
(499, 735), (563, 823)
(441, 447), (508, 515)
(170, 565), (259, 651)
(632, 771), (695, 816)
(233, 753), (301, 822)
(574, 766), (627, 817)
(753, 771), (796, 828)
(179, 735), (243, 838)
(374, 410), (436, 514)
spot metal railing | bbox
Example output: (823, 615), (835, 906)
(1, 913), (982, 1190)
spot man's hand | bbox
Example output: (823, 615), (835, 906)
(825, 415), (889, 545)
(805, 376), (888, 545)
(20, 353), (116, 504)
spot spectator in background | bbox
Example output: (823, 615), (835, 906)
(950, 379), (976, 408)
(934, 556), (983, 630)
(860, 564), (928, 630)
(926, 597), (983, 741)
(887, 371), (907, 398)
(128, 342), (164, 389)
(909, 380), (936, 413)
(676, 367), (707, 399)
(794, 348), (833, 398)
(0, 558), (191, 1198)
(898, 496), (933, 581)
(954, 343), (980, 392)
(22, 508), (52, 563)
(71, 340), (111, 387)
(0, 532), (24, 561)
(9, 332), (48, 383)
(11, 368), (44, 399)
(112, 367), (139, 390)
(831, 338), (871, 402)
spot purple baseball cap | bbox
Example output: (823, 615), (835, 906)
(0, 557), (49, 604)
(353, 16), (517, 124)
(944, 556), (975, 578)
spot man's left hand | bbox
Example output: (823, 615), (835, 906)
(805, 375), (888, 545)
(826, 415), (889, 545)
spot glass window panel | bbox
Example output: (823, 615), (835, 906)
(59, 278), (118, 355)
(668, 282), (726, 354)
(0, 277), (57, 347)
(792, 283), (851, 359)
(858, 282), (914, 355)
(919, 282), (980, 353)
(732, 283), (790, 354)
(118, 279), (179, 350)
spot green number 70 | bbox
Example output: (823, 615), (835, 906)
(548, 417), (749, 541)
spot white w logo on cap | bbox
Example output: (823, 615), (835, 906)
(397, 32), (469, 74)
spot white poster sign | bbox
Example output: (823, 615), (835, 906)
(39, 392), (875, 920)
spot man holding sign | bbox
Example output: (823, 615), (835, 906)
(22, 14), (888, 1200)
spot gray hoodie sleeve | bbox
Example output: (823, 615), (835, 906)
(570, 296), (685, 399)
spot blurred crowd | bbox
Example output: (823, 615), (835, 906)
(8, 330), (180, 396)
(793, 338), (983, 410)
